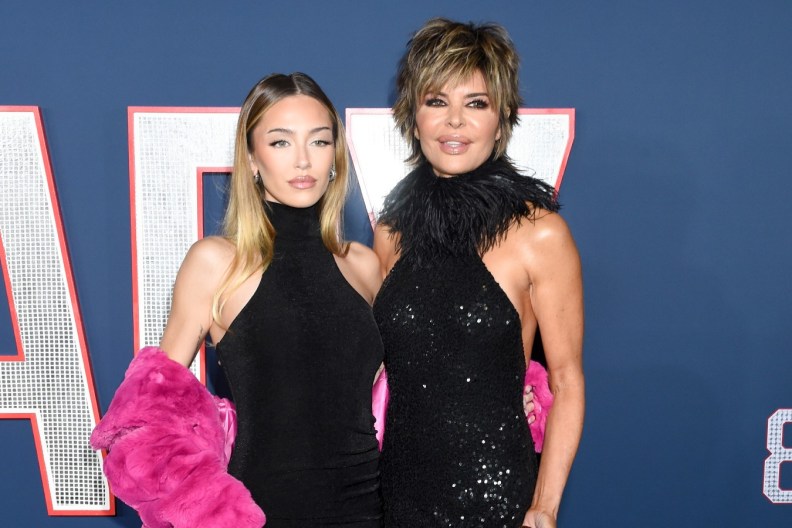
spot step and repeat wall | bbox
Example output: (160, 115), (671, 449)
(1, 1), (790, 527)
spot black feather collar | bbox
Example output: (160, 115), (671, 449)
(378, 159), (560, 267)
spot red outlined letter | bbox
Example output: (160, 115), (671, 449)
(129, 108), (237, 378)
(0, 107), (111, 515)
(346, 108), (575, 221)
(764, 409), (792, 503)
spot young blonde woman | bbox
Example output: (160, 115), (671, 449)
(374, 19), (585, 528)
(94, 72), (384, 527)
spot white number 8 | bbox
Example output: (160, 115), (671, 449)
(764, 409), (792, 503)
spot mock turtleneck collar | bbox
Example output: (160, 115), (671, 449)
(265, 201), (322, 241)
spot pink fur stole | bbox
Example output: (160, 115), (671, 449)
(524, 360), (553, 453)
(371, 360), (553, 452)
(371, 368), (389, 449)
(90, 347), (265, 528)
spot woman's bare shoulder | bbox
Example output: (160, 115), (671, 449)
(508, 208), (580, 282)
(180, 236), (236, 275)
(513, 208), (575, 247)
(161, 236), (237, 366)
(346, 241), (380, 267)
(373, 223), (400, 275)
(340, 242), (383, 303)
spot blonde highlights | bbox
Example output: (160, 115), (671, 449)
(393, 18), (521, 165)
(212, 72), (349, 324)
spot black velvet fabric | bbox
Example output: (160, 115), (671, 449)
(216, 201), (383, 527)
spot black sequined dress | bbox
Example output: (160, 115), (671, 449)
(216, 202), (384, 527)
(373, 160), (558, 528)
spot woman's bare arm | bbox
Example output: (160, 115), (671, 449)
(522, 213), (585, 526)
(159, 237), (233, 367)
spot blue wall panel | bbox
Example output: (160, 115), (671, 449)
(1, 1), (790, 526)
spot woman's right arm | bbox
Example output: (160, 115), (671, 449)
(159, 237), (233, 367)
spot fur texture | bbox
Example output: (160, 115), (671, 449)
(90, 347), (265, 528)
(371, 368), (389, 450)
(378, 158), (559, 268)
(525, 360), (554, 453)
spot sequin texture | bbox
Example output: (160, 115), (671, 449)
(374, 254), (538, 527)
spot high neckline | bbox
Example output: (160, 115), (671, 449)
(265, 201), (322, 241)
(376, 159), (559, 267)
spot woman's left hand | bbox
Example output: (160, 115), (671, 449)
(522, 509), (557, 528)
(523, 384), (536, 424)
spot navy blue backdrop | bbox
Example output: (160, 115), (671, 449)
(1, 1), (791, 526)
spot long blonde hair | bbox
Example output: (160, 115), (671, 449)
(212, 72), (350, 324)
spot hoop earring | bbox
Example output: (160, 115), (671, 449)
(329, 164), (336, 182)
(254, 171), (261, 185)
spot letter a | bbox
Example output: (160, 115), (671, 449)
(0, 107), (111, 514)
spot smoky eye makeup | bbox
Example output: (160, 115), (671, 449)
(467, 98), (490, 109)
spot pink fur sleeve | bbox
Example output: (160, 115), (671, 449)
(90, 347), (264, 528)
(370, 360), (553, 453)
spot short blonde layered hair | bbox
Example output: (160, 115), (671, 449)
(213, 72), (349, 324)
(393, 18), (521, 165)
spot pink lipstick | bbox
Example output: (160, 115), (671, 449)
(288, 176), (317, 189)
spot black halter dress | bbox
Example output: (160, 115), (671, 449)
(373, 160), (558, 528)
(216, 201), (384, 527)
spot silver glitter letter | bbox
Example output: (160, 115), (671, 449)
(129, 108), (238, 377)
(345, 108), (575, 220)
(764, 409), (792, 503)
(0, 107), (110, 514)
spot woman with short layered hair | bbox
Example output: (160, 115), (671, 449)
(392, 17), (521, 166)
(375, 18), (585, 528)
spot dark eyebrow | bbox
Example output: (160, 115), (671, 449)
(265, 126), (331, 135)
(425, 91), (490, 99)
